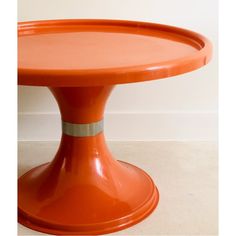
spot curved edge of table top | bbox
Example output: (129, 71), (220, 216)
(18, 19), (212, 87)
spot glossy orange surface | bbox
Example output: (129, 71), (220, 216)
(18, 133), (158, 235)
(18, 19), (212, 86)
(50, 86), (113, 123)
(18, 86), (158, 235)
(18, 19), (212, 235)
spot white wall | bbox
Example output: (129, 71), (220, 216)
(18, 0), (218, 141)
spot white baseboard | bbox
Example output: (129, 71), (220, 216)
(18, 111), (217, 141)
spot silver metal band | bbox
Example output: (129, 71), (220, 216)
(62, 120), (103, 137)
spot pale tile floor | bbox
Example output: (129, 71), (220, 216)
(18, 141), (218, 236)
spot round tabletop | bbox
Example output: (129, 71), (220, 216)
(18, 19), (212, 87)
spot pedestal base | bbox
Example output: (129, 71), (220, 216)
(18, 86), (159, 235)
(18, 160), (158, 235)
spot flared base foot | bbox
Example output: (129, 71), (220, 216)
(18, 161), (159, 235)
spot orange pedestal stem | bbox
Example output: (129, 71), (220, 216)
(18, 86), (159, 235)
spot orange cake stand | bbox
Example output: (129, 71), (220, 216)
(18, 19), (212, 235)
